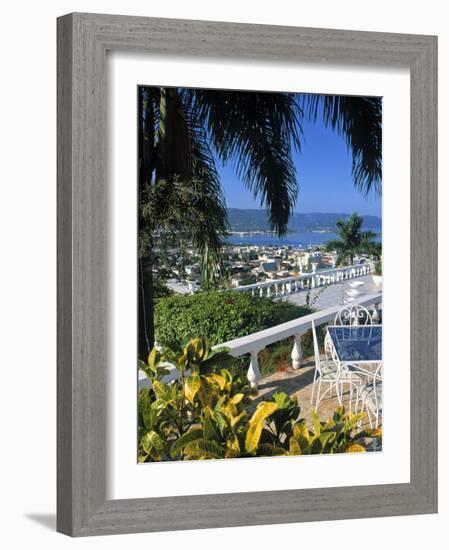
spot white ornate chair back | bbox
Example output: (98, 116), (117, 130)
(334, 303), (373, 327)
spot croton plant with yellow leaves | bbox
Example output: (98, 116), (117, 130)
(138, 338), (381, 462)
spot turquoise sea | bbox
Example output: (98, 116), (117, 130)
(226, 230), (381, 248)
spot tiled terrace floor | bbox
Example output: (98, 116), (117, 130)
(283, 274), (381, 310)
(254, 356), (379, 430)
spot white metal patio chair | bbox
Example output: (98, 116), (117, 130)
(325, 302), (373, 359)
(356, 363), (383, 428)
(334, 303), (373, 326)
(324, 330), (333, 360)
(310, 320), (363, 413)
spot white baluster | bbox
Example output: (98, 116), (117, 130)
(291, 335), (303, 370)
(251, 288), (255, 297)
(267, 285), (271, 298)
(259, 286), (263, 298)
(247, 350), (261, 389)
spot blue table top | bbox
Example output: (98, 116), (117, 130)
(327, 325), (382, 363)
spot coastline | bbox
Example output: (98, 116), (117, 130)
(225, 230), (382, 248)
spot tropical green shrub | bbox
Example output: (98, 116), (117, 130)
(138, 338), (381, 462)
(138, 337), (253, 462)
(374, 260), (382, 276)
(287, 407), (379, 455)
(154, 290), (310, 346)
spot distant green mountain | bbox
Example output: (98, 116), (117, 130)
(227, 208), (381, 232)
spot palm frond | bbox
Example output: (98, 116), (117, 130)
(188, 89), (303, 235)
(182, 98), (229, 287)
(302, 94), (382, 195)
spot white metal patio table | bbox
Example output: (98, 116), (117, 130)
(327, 325), (382, 368)
(326, 325), (383, 415)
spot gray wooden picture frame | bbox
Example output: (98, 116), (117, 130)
(57, 12), (438, 537)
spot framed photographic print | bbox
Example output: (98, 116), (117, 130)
(57, 13), (438, 536)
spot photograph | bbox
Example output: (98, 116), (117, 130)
(138, 86), (382, 463)
(0, 1), (440, 542)
(137, 86), (383, 462)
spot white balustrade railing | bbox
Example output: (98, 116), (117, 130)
(139, 291), (382, 391)
(233, 263), (373, 299)
(214, 291), (382, 388)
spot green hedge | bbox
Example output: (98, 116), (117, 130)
(155, 290), (311, 346)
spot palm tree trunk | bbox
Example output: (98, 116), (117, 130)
(138, 257), (154, 358)
(158, 87), (191, 181)
(138, 87), (190, 358)
(138, 87), (156, 358)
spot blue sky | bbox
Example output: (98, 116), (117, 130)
(218, 114), (382, 217)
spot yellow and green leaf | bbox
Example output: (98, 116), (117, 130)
(344, 443), (366, 453)
(183, 439), (226, 459)
(230, 393), (245, 405)
(205, 373), (226, 391)
(245, 401), (278, 453)
(184, 375), (201, 403)
(170, 427), (203, 458)
(141, 430), (165, 459)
